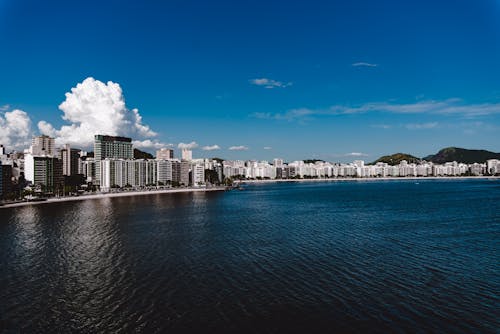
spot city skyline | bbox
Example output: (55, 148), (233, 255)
(1, 0), (500, 162)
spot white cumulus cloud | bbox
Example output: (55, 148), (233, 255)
(178, 141), (198, 149)
(229, 145), (249, 151)
(249, 78), (292, 89)
(37, 77), (157, 147)
(202, 145), (220, 151)
(0, 109), (32, 150)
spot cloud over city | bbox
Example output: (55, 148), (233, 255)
(0, 109), (32, 150)
(37, 77), (158, 147)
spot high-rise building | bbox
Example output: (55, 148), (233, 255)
(156, 159), (173, 185)
(99, 158), (159, 191)
(31, 135), (55, 156)
(180, 160), (190, 186)
(191, 163), (205, 186)
(24, 155), (63, 193)
(273, 158), (284, 167)
(94, 135), (133, 160)
(94, 135), (133, 185)
(181, 148), (192, 161)
(0, 163), (12, 199)
(156, 148), (174, 160)
(60, 144), (81, 176)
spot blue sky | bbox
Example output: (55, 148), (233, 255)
(0, 0), (499, 162)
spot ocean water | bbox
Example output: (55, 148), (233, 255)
(0, 179), (499, 333)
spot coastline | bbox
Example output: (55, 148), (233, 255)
(2, 176), (498, 209)
(0, 187), (226, 209)
(236, 175), (500, 184)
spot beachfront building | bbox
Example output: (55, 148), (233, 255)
(99, 157), (196, 191)
(100, 159), (157, 191)
(24, 155), (63, 193)
(94, 135), (133, 186)
(223, 160), (246, 178)
(157, 159), (173, 185)
(487, 159), (500, 175)
(216, 158), (493, 181)
(191, 162), (205, 186)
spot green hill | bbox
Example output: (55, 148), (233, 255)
(423, 147), (500, 164)
(371, 153), (420, 165)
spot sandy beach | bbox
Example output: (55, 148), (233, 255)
(0, 187), (226, 209)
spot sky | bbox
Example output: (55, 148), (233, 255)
(0, 0), (499, 162)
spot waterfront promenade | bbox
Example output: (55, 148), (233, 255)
(0, 187), (226, 209)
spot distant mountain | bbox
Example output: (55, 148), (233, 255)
(423, 147), (500, 164)
(371, 153), (420, 165)
(134, 148), (154, 160)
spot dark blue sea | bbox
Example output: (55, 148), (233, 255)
(1, 179), (499, 333)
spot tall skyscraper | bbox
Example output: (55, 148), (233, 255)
(94, 135), (133, 185)
(181, 148), (192, 161)
(31, 135), (55, 156)
(156, 148), (174, 160)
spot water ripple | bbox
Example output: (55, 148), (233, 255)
(0, 180), (499, 333)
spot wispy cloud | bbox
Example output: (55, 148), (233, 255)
(345, 152), (369, 157)
(178, 141), (198, 149)
(405, 122), (439, 130)
(352, 62), (378, 67)
(370, 124), (392, 129)
(229, 145), (249, 151)
(133, 140), (171, 149)
(202, 144), (221, 151)
(249, 78), (292, 89)
(263, 146), (272, 150)
(0, 104), (10, 111)
(252, 99), (500, 122)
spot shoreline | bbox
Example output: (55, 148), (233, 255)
(2, 176), (498, 209)
(0, 187), (226, 209)
(236, 176), (500, 184)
